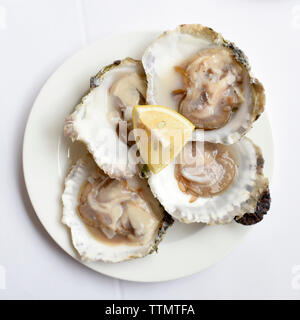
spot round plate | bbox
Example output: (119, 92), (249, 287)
(23, 31), (274, 282)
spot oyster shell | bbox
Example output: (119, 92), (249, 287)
(62, 156), (172, 262)
(142, 24), (265, 144)
(148, 137), (270, 224)
(64, 58), (146, 179)
(234, 189), (271, 225)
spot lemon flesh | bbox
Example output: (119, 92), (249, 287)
(132, 105), (195, 173)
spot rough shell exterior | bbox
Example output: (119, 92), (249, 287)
(90, 58), (143, 89)
(235, 189), (271, 225)
(233, 144), (270, 225)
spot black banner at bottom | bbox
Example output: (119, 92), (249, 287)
(0, 300), (297, 318)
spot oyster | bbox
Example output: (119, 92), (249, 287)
(148, 137), (270, 224)
(64, 58), (147, 179)
(62, 156), (172, 262)
(142, 24), (265, 144)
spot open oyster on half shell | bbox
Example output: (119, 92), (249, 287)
(142, 24), (265, 144)
(62, 155), (172, 262)
(148, 137), (270, 224)
(64, 58), (146, 179)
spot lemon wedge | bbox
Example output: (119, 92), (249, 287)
(132, 105), (195, 173)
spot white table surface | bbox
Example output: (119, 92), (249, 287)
(0, 0), (299, 300)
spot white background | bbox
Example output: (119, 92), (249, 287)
(0, 0), (299, 299)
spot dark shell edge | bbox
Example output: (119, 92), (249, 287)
(90, 58), (142, 89)
(150, 213), (174, 254)
(234, 188), (271, 225)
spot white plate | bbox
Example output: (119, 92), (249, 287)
(23, 31), (274, 282)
